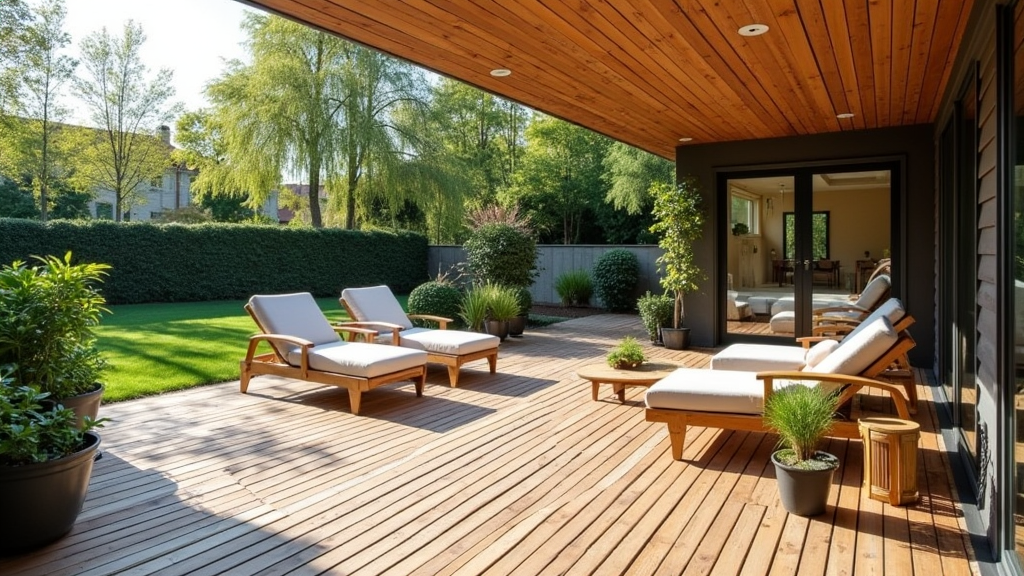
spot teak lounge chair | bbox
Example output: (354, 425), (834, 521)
(645, 315), (915, 460)
(240, 292), (428, 414)
(768, 273), (891, 334)
(340, 285), (500, 387)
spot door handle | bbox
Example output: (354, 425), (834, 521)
(803, 259), (811, 270)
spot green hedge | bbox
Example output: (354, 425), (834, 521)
(0, 219), (428, 304)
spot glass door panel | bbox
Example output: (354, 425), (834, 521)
(725, 176), (794, 337)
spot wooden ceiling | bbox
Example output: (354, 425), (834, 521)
(240, 0), (976, 159)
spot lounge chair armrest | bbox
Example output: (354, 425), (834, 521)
(794, 335), (841, 349)
(244, 333), (314, 363)
(330, 324), (379, 342)
(756, 370), (911, 419)
(335, 321), (401, 344)
(811, 324), (855, 337)
(408, 314), (451, 329)
(814, 304), (870, 316)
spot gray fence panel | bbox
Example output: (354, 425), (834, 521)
(427, 245), (665, 308)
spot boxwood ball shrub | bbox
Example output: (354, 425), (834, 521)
(463, 223), (539, 287)
(592, 249), (639, 311)
(408, 281), (464, 327)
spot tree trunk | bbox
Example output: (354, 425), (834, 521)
(308, 157), (323, 228)
(40, 114), (49, 221)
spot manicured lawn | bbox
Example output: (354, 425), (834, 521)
(95, 296), (405, 402)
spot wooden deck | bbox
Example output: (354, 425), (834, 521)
(1, 315), (977, 575)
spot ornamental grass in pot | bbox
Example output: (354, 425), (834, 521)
(0, 253), (110, 427)
(763, 383), (842, 517)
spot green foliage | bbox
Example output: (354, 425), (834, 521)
(650, 177), (706, 328)
(606, 336), (646, 369)
(554, 269), (593, 307)
(408, 281), (463, 327)
(602, 141), (673, 215)
(483, 283), (521, 321)
(0, 178), (38, 219)
(463, 223), (539, 287)
(592, 249), (639, 311)
(636, 291), (673, 342)
(0, 371), (104, 466)
(731, 222), (748, 236)
(763, 384), (841, 465)
(0, 219), (428, 304)
(459, 286), (490, 332)
(513, 285), (532, 315)
(0, 253), (108, 398)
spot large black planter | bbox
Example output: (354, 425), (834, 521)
(486, 319), (510, 342)
(508, 315), (527, 337)
(0, 431), (101, 554)
(771, 450), (839, 516)
(60, 384), (104, 429)
(661, 327), (690, 350)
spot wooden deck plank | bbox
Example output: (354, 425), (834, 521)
(0, 315), (979, 576)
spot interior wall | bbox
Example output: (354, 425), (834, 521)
(675, 124), (935, 366)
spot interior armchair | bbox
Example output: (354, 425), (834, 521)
(812, 259), (839, 288)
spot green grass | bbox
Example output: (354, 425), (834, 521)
(95, 296), (407, 402)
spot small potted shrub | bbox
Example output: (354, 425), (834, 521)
(650, 178), (706, 350)
(408, 280), (464, 328)
(606, 336), (646, 369)
(484, 284), (521, 342)
(593, 249), (639, 312)
(0, 371), (104, 553)
(0, 253), (110, 427)
(636, 291), (674, 344)
(763, 384), (842, 516)
(508, 286), (532, 337)
(554, 269), (593, 307)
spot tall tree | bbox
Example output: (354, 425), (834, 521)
(71, 20), (176, 221)
(17, 0), (77, 220)
(0, 0), (30, 115)
(602, 142), (673, 214)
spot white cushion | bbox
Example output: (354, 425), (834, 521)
(809, 316), (898, 392)
(853, 274), (890, 309)
(804, 339), (840, 369)
(770, 311), (795, 334)
(398, 327), (498, 355)
(842, 298), (905, 342)
(710, 343), (807, 372)
(341, 285), (414, 330)
(748, 296), (777, 316)
(771, 297), (847, 316)
(248, 293), (340, 355)
(286, 341), (426, 378)
(645, 369), (807, 414)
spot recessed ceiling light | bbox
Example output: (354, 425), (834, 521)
(679, 137), (693, 142)
(490, 68), (512, 77)
(738, 24), (769, 37)
(836, 112), (855, 119)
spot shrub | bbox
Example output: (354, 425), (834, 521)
(463, 223), (539, 287)
(0, 219), (428, 304)
(592, 249), (639, 311)
(555, 269), (593, 306)
(606, 336), (646, 369)
(636, 291), (673, 342)
(408, 281), (463, 327)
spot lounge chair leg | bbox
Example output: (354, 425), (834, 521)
(447, 365), (461, 388)
(667, 417), (687, 461)
(239, 362), (251, 393)
(414, 370), (425, 397)
(348, 388), (362, 415)
(487, 353), (497, 374)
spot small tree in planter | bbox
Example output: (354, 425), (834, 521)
(763, 384), (842, 516)
(649, 177), (705, 349)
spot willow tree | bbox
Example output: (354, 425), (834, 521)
(71, 21), (176, 221)
(603, 142), (673, 214)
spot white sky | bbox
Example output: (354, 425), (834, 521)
(63, 0), (255, 134)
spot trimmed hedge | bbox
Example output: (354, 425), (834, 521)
(0, 218), (428, 304)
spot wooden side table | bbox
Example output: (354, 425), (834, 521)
(858, 417), (920, 505)
(576, 363), (676, 402)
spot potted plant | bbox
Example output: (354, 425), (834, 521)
(763, 384), (842, 516)
(0, 370), (104, 553)
(731, 222), (749, 236)
(606, 336), (646, 369)
(650, 178), (706, 350)
(0, 253), (110, 427)
(484, 284), (520, 342)
(636, 291), (673, 344)
(459, 285), (490, 333)
(508, 286), (532, 337)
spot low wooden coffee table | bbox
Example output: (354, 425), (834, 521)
(576, 362), (677, 402)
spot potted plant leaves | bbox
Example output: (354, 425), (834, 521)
(459, 285), (490, 333)
(0, 253), (110, 427)
(484, 283), (521, 342)
(606, 336), (646, 369)
(650, 177), (706, 350)
(763, 383), (842, 516)
(508, 286), (532, 337)
(0, 369), (104, 553)
(636, 291), (673, 344)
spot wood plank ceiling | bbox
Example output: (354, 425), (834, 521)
(239, 0), (975, 159)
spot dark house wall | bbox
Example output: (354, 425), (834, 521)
(675, 125), (935, 365)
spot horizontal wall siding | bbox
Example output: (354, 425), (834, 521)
(428, 245), (665, 307)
